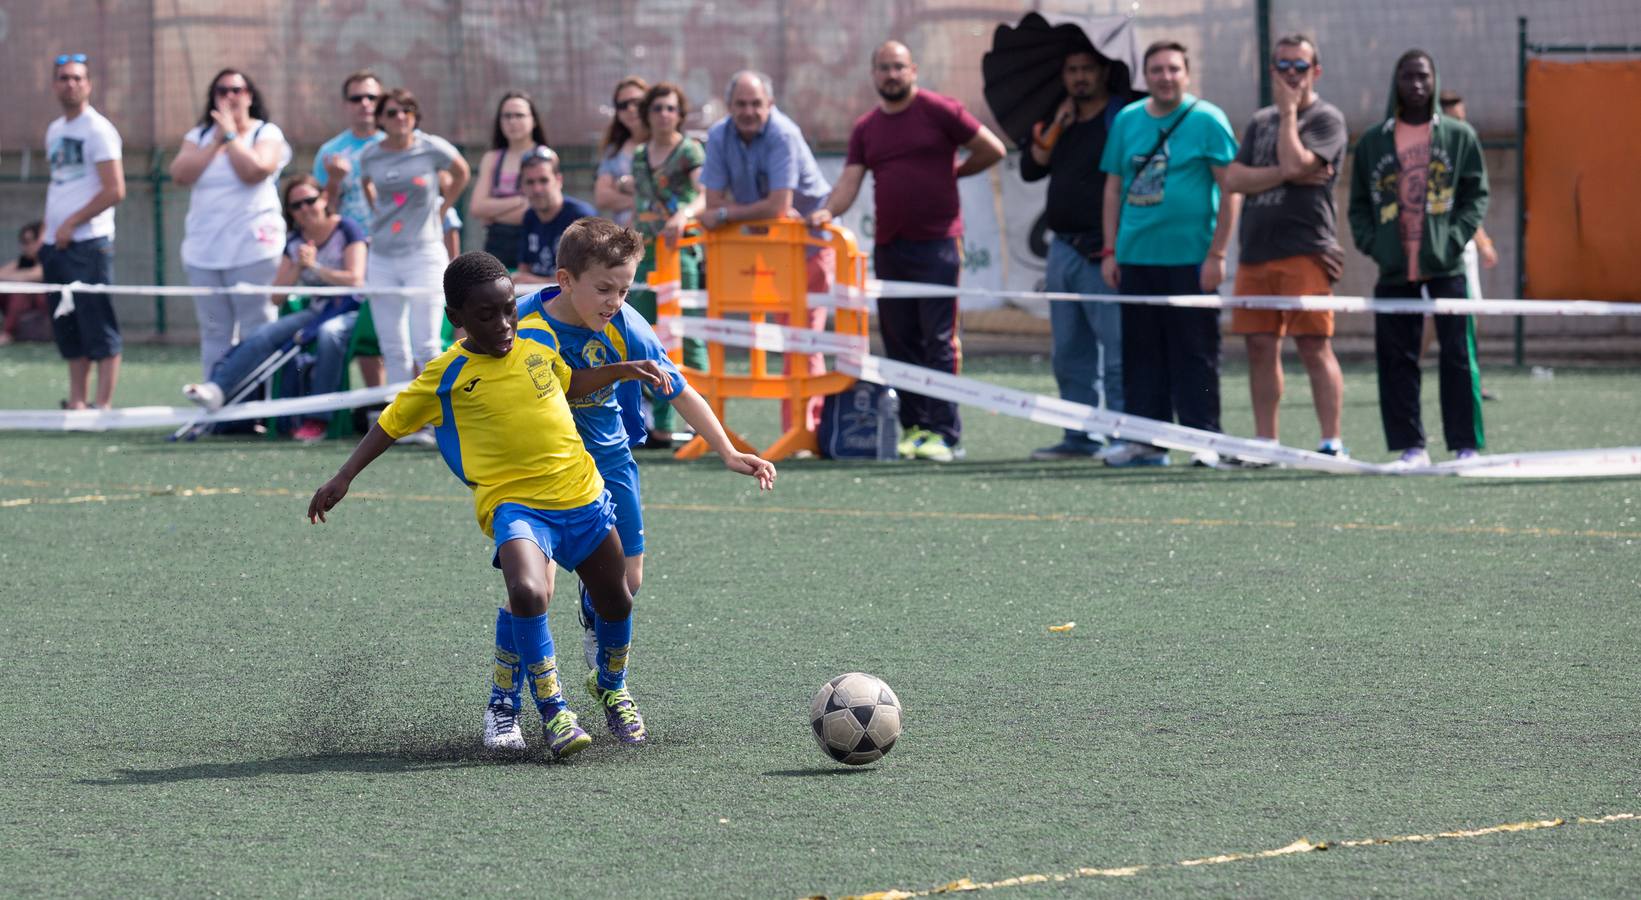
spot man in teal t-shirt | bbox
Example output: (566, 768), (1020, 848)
(1097, 41), (1240, 467)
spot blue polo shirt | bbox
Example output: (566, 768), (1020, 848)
(701, 107), (831, 217)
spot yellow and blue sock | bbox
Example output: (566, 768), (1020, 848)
(593, 610), (633, 692)
(489, 607), (524, 709)
(510, 611), (568, 717)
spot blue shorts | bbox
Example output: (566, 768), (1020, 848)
(600, 458), (644, 558)
(490, 493), (617, 572)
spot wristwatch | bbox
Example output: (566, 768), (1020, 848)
(221, 129), (239, 143)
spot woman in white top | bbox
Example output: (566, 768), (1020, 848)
(169, 68), (292, 378)
(593, 76), (647, 227)
(469, 91), (549, 268)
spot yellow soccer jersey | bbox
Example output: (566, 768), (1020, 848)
(376, 334), (604, 536)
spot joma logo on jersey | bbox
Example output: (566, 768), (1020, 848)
(462, 376), (481, 393)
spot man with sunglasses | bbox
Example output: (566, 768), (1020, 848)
(314, 70), (384, 233)
(314, 70), (388, 389)
(1222, 34), (1349, 460)
(41, 52), (126, 410)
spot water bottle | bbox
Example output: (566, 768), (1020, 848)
(875, 387), (900, 461)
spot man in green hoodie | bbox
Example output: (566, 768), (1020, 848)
(1348, 49), (1490, 467)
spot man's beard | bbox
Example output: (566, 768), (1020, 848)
(877, 83), (911, 102)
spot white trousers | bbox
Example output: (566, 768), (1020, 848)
(367, 246), (449, 384)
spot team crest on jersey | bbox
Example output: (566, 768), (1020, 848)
(525, 352), (557, 395)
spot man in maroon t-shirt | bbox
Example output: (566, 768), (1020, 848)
(811, 40), (1005, 462)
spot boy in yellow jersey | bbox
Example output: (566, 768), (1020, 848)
(306, 247), (691, 760)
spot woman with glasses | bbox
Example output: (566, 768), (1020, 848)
(594, 77), (648, 227)
(182, 176), (367, 442)
(629, 82), (709, 444)
(356, 88), (471, 386)
(169, 68), (293, 378)
(469, 91), (550, 269)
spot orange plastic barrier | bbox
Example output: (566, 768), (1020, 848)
(651, 219), (869, 461)
(1525, 59), (1641, 300)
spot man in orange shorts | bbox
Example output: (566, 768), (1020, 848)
(1224, 34), (1348, 456)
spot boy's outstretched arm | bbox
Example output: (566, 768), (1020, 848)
(566, 360), (673, 400)
(307, 423), (397, 523)
(669, 385), (777, 491)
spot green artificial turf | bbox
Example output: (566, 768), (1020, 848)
(1, 343), (1638, 897)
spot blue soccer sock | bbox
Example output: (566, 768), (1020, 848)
(489, 607), (524, 710)
(590, 588), (635, 692)
(510, 611), (568, 718)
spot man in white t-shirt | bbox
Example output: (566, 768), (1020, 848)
(41, 53), (126, 409)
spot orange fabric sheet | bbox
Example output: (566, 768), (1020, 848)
(1525, 60), (1641, 300)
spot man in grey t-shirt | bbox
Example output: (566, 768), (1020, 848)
(1223, 34), (1349, 457)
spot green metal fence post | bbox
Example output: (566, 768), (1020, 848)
(150, 150), (167, 335)
(1256, 0), (1272, 107)
(1515, 16), (1528, 367)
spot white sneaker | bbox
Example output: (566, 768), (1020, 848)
(1387, 447), (1432, 469)
(482, 701), (526, 750)
(182, 382), (224, 411)
(1189, 449), (1221, 468)
(1103, 442), (1170, 467)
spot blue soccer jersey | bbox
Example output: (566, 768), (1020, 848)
(516, 288), (687, 467)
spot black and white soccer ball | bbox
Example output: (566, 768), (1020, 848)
(809, 672), (902, 765)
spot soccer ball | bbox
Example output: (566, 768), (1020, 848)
(809, 672), (903, 765)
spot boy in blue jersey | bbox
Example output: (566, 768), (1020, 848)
(512, 217), (779, 737)
(307, 248), (687, 760)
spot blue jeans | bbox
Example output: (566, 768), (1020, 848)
(1045, 237), (1123, 443)
(210, 306), (357, 416)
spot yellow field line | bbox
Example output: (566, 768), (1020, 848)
(4, 477), (1640, 541)
(813, 813), (1638, 900)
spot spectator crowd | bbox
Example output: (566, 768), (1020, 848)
(15, 36), (1491, 465)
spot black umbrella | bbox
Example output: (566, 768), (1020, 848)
(982, 12), (1147, 151)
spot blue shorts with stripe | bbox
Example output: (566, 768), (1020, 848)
(599, 457), (644, 558)
(490, 493), (617, 572)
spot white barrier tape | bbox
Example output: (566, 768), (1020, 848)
(657, 314), (1641, 479)
(873, 279), (1641, 319)
(0, 383), (404, 432)
(19, 277), (1640, 319)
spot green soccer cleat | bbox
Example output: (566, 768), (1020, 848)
(543, 709), (592, 760)
(896, 426), (929, 460)
(594, 685), (648, 744)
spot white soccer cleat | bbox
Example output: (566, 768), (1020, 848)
(482, 701), (527, 751)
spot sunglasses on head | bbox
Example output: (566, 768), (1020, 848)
(347, 93), (379, 104)
(55, 53), (88, 65)
(1273, 59), (1314, 73)
(214, 84), (247, 97)
(287, 195), (321, 212)
(616, 98), (641, 111)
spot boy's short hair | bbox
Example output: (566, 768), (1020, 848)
(1143, 40), (1189, 71)
(20, 220), (43, 242)
(518, 146), (560, 178)
(443, 251), (512, 309)
(556, 218), (644, 278)
(1273, 34), (1319, 66)
(1438, 88), (1463, 108)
